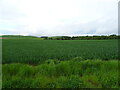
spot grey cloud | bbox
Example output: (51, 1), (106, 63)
(0, 0), (118, 36)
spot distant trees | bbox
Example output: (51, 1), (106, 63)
(41, 36), (48, 39)
(2, 34), (120, 40)
(42, 34), (120, 40)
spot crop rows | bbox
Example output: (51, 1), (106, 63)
(2, 39), (118, 64)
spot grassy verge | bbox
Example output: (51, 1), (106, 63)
(2, 59), (119, 88)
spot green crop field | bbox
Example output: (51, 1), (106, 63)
(3, 38), (118, 64)
(2, 37), (119, 88)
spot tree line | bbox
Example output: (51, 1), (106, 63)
(41, 34), (120, 40)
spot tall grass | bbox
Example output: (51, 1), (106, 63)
(2, 59), (119, 88)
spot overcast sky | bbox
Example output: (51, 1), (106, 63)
(0, 0), (119, 36)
